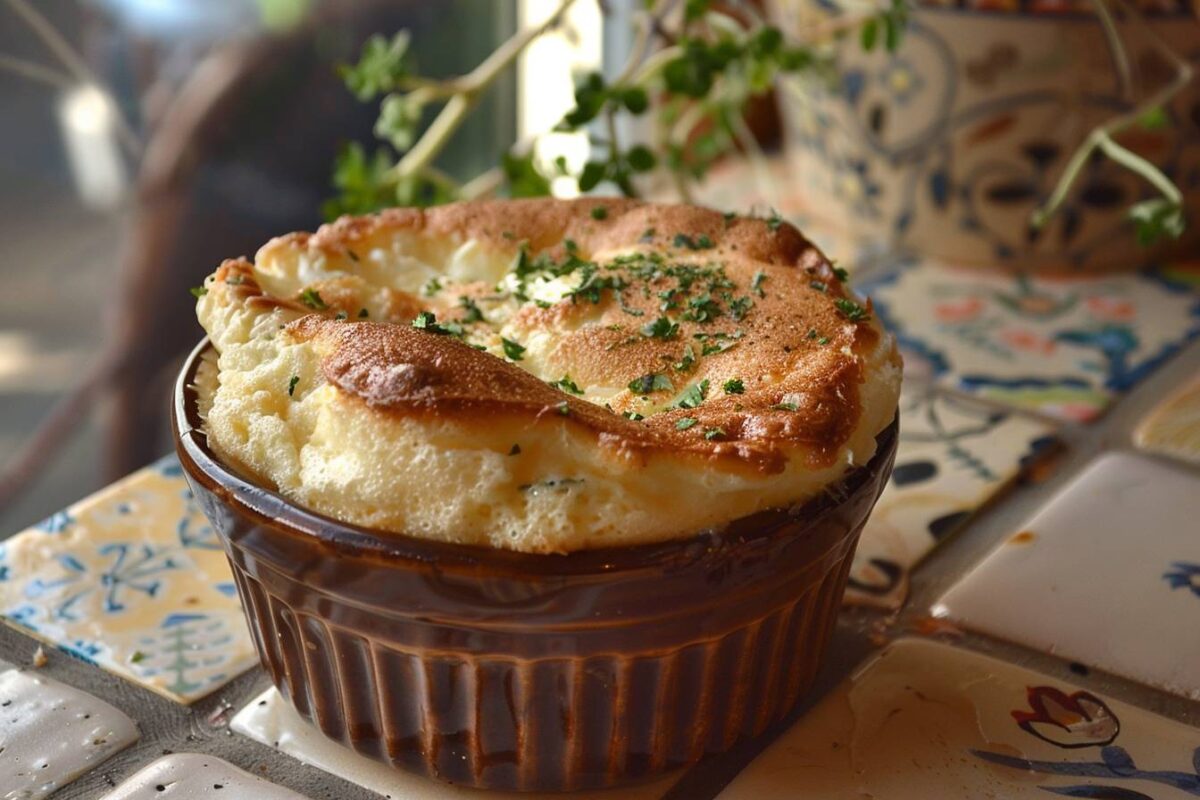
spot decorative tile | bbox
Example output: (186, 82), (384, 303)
(860, 262), (1200, 421)
(718, 638), (1200, 799)
(934, 451), (1200, 699)
(845, 387), (1057, 608)
(0, 668), (139, 799)
(0, 456), (257, 704)
(1136, 376), (1200, 466)
(100, 753), (309, 799)
(231, 688), (677, 800)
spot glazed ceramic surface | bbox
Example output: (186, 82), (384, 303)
(0, 668), (139, 799)
(935, 451), (1200, 699)
(99, 753), (310, 799)
(845, 386), (1056, 608)
(770, 2), (1200, 271)
(1135, 376), (1200, 465)
(231, 689), (676, 800)
(0, 457), (257, 703)
(718, 638), (1200, 798)
(861, 260), (1200, 421)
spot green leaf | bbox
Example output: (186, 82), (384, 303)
(622, 86), (649, 114)
(835, 297), (871, 322)
(299, 288), (328, 310)
(189, 286), (207, 298)
(338, 31), (413, 102)
(1129, 198), (1186, 246)
(502, 151), (552, 198)
(323, 142), (398, 220)
(642, 316), (680, 339)
(628, 372), (674, 395)
(675, 378), (709, 409)
(722, 378), (744, 395)
(1139, 106), (1169, 131)
(676, 417), (698, 430)
(374, 92), (426, 151)
(578, 161), (606, 192)
(626, 145), (657, 173)
(860, 19), (879, 51)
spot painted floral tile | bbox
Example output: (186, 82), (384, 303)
(934, 451), (1200, 699)
(0, 667), (139, 799)
(100, 753), (309, 799)
(0, 456), (257, 704)
(859, 262), (1200, 422)
(231, 688), (678, 800)
(1136, 376), (1200, 467)
(845, 387), (1057, 608)
(718, 638), (1200, 799)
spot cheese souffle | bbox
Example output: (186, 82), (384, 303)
(193, 198), (901, 554)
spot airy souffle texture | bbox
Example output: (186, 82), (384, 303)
(193, 198), (901, 553)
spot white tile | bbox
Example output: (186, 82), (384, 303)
(231, 688), (676, 800)
(100, 753), (309, 799)
(935, 451), (1200, 699)
(719, 638), (1200, 799)
(0, 668), (139, 799)
(846, 388), (1056, 608)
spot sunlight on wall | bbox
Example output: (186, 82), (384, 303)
(57, 85), (127, 211)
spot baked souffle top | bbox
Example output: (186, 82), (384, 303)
(193, 198), (901, 553)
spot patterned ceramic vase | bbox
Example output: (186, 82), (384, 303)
(769, 1), (1200, 271)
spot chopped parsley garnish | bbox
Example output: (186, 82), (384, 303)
(751, 271), (767, 297)
(676, 417), (698, 430)
(676, 379), (710, 409)
(832, 265), (849, 282)
(459, 295), (484, 322)
(591, 205), (608, 220)
(819, 335), (831, 345)
(501, 337), (526, 360)
(130, 650), (146, 664)
(704, 426), (726, 440)
(673, 232), (714, 250)
(411, 310), (462, 336)
(723, 378), (745, 394)
(569, 265), (627, 304)
(723, 211), (737, 226)
(335, 310), (348, 320)
(810, 280), (827, 293)
(766, 209), (783, 232)
(564, 238), (579, 254)
(508, 444), (521, 455)
(641, 316), (679, 339)
(550, 375), (584, 395)
(771, 401), (799, 411)
(682, 292), (721, 323)
(358, 308), (369, 318)
(640, 227), (656, 242)
(835, 297), (871, 322)
(421, 277), (442, 296)
(674, 344), (697, 372)
(628, 372), (674, 395)
(287, 375), (299, 397)
(189, 286), (207, 298)
(556, 401), (571, 416)
(728, 296), (753, 321)
(345, 248), (360, 262)
(623, 411), (645, 421)
(299, 288), (328, 310)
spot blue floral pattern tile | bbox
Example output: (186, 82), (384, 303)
(717, 639), (1200, 799)
(845, 387), (1057, 608)
(0, 456), (257, 704)
(934, 452), (1200, 699)
(860, 262), (1200, 421)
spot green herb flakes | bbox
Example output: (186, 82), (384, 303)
(459, 295), (484, 322)
(189, 286), (208, 298)
(835, 297), (871, 322)
(550, 375), (584, 395)
(628, 372), (674, 395)
(642, 316), (679, 339)
(723, 378), (745, 395)
(771, 401), (799, 411)
(300, 288), (328, 310)
(591, 206), (608, 220)
(676, 417), (698, 430)
(676, 379), (710, 409)
(288, 375), (300, 397)
(751, 271), (767, 297)
(502, 337), (526, 360)
(703, 426), (726, 440)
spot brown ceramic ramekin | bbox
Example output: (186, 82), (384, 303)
(173, 340), (897, 792)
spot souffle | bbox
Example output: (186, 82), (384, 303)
(193, 198), (901, 554)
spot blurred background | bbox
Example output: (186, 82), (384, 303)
(0, 0), (629, 533)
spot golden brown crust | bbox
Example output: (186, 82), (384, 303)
(241, 198), (892, 475)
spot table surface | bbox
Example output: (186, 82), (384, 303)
(2, 180), (1199, 799)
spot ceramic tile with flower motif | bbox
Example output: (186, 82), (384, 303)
(0, 667), (139, 799)
(0, 456), (257, 704)
(845, 387), (1057, 608)
(1135, 376), (1200, 467)
(934, 451), (1200, 699)
(718, 638), (1200, 799)
(859, 262), (1200, 421)
(231, 688), (678, 800)
(100, 753), (309, 799)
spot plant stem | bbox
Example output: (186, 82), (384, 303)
(4, 0), (143, 158)
(1032, 0), (1192, 227)
(387, 0), (580, 183)
(0, 53), (72, 88)
(1090, 0), (1132, 100)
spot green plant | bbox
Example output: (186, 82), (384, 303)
(327, 0), (1188, 247)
